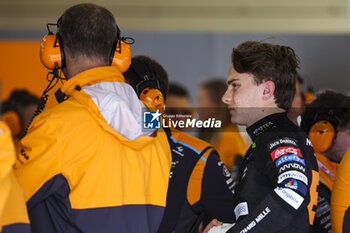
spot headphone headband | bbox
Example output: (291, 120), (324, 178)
(41, 22), (132, 73)
(127, 59), (164, 112)
(131, 60), (160, 96)
(312, 109), (339, 130)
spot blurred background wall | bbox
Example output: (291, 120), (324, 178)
(0, 0), (349, 103)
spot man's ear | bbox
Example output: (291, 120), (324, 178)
(262, 80), (275, 100)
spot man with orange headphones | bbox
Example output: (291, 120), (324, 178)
(300, 90), (350, 233)
(123, 55), (236, 233)
(13, 4), (172, 233)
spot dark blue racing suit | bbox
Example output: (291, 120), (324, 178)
(227, 113), (319, 233)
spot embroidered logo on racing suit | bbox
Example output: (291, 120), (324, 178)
(278, 162), (306, 173)
(275, 155), (305, 167)
(271, 146), (303, 161)
(280, 178), (308, 195)
(268, 138), (298, 150)
(278, 170), (308, 185)
(274, 187), (304, 210)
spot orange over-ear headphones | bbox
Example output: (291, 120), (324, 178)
(304, 90), (315, 104)
(109, 26), (132, 73)
(308, 110), (338, 153)
(1, 90), (41, 140)
(40, 19), (132, 73)
(1, 111), (21, 138)
(140, 87), (164, 113)
(129, 60), (165, 113)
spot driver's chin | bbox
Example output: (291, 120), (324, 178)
(230, 114), (239, 125)
(230, 112), (247, 126)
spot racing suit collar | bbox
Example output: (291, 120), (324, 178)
(61, 66), (125, 95)
(246, 112), (287, 141)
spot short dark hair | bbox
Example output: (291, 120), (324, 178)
(232, 41), (300, 110)
(301, 90), (350, 134)
(200, 78), (231, 126)
(200, 79), (227, 108)
(2, 90), (40, 114)
(58, 3), (117, 63)
(168, 82), (189, 98)
(123, 55), (169, 100)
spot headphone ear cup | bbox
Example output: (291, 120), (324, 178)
(304, 91), (315, 104)
(40, 34), (63, 69)
(308, 120), (335, 153)
(140, 88), (164, 113)
(2, 111), (22, 138)
(110, 41), (131, 73)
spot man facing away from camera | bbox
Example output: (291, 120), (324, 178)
(13, 4), (172, 233)
(205, 41), (319, 233)
(123, 55), (236, 233)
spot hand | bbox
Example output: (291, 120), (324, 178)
(202, 219), (223, 233)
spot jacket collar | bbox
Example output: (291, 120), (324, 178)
(61, 66), (125, 95)
(58, 66), (160, 150)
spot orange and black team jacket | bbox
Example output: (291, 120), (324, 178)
(313, 152), (338, 233)
(157, 128), (235, 233)
(0, 121), (30, 233)
(13, 67), (172, 233)
(331, 148), (350, 233)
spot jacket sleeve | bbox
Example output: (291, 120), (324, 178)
(0, 122), (16, 231)
(200, 150), (235, 223)
(13, 113), (65, 205)
(0, 121), (31, 233)
(0, 122), (14, 209)
(1, 173), (31, 233)
(313, 182), (331, 233)
(331, 148), (350, 233)
(227, 138), (318, 233)
(175, 148), (235, 233)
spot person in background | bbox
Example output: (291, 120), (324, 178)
(300, 90), (350, 233)
(13, 4), (171, 233)
(1, 90), (39, 142)
(164, 83), (194, 132)
(287, 74), (305, 126)
(123, 55), (236, 233)
(331, 148), (350, 233)
(197, 79), (247, 175)
(166, 82), (192, 114)
(0, 100), (30, 232)
(206, 41), (319, 233)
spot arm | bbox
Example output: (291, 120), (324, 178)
(0, 122), (16, 231)
(1, 172), (31, 233)
(174, 149), (235, 233)
(228, 139), (318, 232)
(13, 113), (64, 205)
(331, 148), (350, 233)
(313, 182), (332, 233)
(200, 150), (235, 223)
